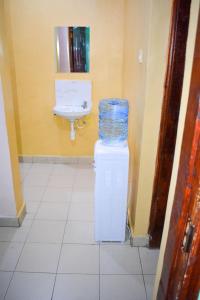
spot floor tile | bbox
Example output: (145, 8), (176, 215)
(144, 275), (155, 300)
(22, 186), (46, 202)
(19, 163), (32, 180)
(30, 163), (54, 174)
(100, 275), (146, 300)
(20, 175), (25, 183)
(63, 221), (95, 244)
(0, 227), (29, 243)
(139, 248), (159, 274)
(0, 272), (13, 300)
(68, 202), (94, 221)
(35, 202), (69, 221)
(20, 217), (33, 228)
(52, 164), (76, 176)
(48, 174), (75, 188)
(74, 170), (95, 188)
(100, 245), (142, 274)
(16, 243), (61, 273)
(52, 274), (99, 300)
(75, 164), (94, 173)
(0, 242), (23, 271)
(76, 163), (93, 169)
(19, 163), (32, 171)
(58, 244), (99, 274)
(27, 220), (65, 243)
(75, 165), (94, 179)
(78, 158), (93, 165)
(42, 187), (72, 203)
(23, 172), (50, 187)
(71, 190), (94, 202)
(5, 272), (55, 300)
(25, 201), (40, 219)
(20, 170), (29, 181)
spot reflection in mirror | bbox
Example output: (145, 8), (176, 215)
(55, 26), (90, 73)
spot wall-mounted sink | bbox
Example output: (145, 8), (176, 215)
(53, 80), (92, 140)
(53, 105), (91, 121)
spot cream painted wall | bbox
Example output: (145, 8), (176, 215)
(123, 0), (172, 235)
(6, 0), (125, 156)
(153, 0), (200, 297)
(5, 0), (174, 236)
(133, 0), (172, 235)
(123, 0), (151, 230)
(0, 0), (25, 216)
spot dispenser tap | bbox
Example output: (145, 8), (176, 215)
(82, 101), (87, 109)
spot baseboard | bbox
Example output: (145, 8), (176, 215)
(19, 155), (94, 164)
(0, 202), (26, 227)
(127, 208), (149, 246)
(131, 235), (149, 247)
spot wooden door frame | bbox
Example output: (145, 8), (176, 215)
(158, 9), (200, 299)
(148, 0), (192, 248)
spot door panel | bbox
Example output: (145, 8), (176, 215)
(158, 9), (200, 300)
(148, 0), (191, 248)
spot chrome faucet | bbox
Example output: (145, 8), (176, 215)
(82, 101), (87, 109)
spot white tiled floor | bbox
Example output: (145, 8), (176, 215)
(5, 272), (55, 300)
(100, 275), (146, 300)
(63, 221), (95, 244)
(0, 272), (13, 300)
(100, 245), (142, 275)
(58, 244), (99, 274)
(0, 162), (159, 300)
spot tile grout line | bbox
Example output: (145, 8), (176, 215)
(20, 162), (33, 184)
(138, 247), (148, 300)
(23, 163), (54, 221)
(4, 241), (97, 245)
(1, 269), (146, 276)
(50, 215), (71, 298)
(73, 162), (100, 298)
(50, 163), (76, 300)
(3, 272), (14, 299)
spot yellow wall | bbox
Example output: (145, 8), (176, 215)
(6, 0), (125, 156)
(134, 0), (172, 235)
(0, 0), (24, 215)
(123, 0), (151, 231)
(153, 0), (200, 297)
(5, 0), (174, 235)
(123, 0), (172, 235)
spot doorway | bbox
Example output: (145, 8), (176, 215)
(158, 8), (200, 298)
(148, 0), (192, 248)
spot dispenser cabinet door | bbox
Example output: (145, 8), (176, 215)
(94, 154), (129, 242)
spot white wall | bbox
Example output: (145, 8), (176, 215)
(0, 78), (16, 217)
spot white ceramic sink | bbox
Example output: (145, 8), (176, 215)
(53, 105), (91, 121)
(54, 80), (92, 140)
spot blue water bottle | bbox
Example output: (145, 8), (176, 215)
(99, 98), (129, 146)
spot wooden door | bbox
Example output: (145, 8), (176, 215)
(157, 9), (200, 299)
(148, 0), (191, 247)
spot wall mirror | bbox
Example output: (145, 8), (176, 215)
(55, 26), (90, 73)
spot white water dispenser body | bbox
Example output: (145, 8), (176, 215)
(94, 140), (129, 242)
